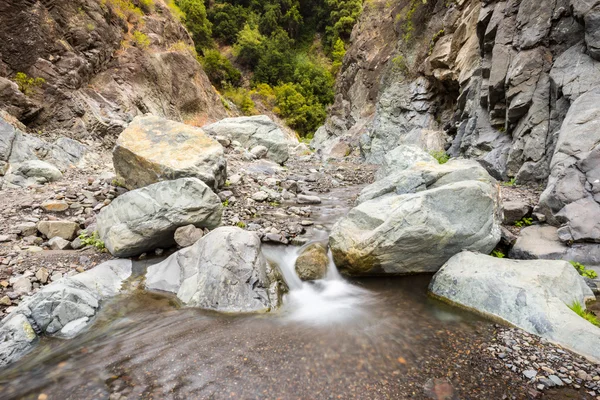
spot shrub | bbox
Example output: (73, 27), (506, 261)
(14, 72), (45, 95)
(201, 50), (241, 88)
(236, 221), (247, 228)
(568, 301), (600, 327)
(514, 217), (533, 228)
(252, 30), (296, 86)
(232, 23), (265, 68)
(177, 0), (213, 51)
(168, 40), (197, 56)
(132, 30), (150, 48)
(571, 261), (598, 279)
(331, 38), (346, 74)
(138, 0), (154, 13)
(101, 0), (143, 21)
(223, 87), (255, 115)
(79, 231), (106, 251)
(491, 250), (505, 258)
(208, 3), (249, 44)
(429, 150), (450, 164)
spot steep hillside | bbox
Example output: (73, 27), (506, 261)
(0, 0), (229, 143)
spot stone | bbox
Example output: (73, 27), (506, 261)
(203, 115), (293, 164)
(0, 313), (37, 367)
(548, 375), (564, 386)
(509, 225), (568, 260)
(174, 224), (204, 248)
(15, 160), (62, 183)
(97, 178), (222, 257)
(429, 251), (600, 362)
(146, 227), (280, 313)
(502, 200), (531, 225)
(113, 115), (227, 191)
(330, 180), (501, 275)
(70, 237), (84, 250)
(250, 145), (268, 159)
(523, 370), (538, 380)
(14, 222), (37, 236)
(297, 194), (322, 204)
(12, 277), (31, 294)
(37, 220), (79, 241)
(295, 243), (329, 281)
(375, 145), (437, 180)
(0, 296), (11, 306)
(41, 200), (69, 212)
(252, 191), (269, 202)
(36, 268), (49, 284)
(48, 237), (71, 250)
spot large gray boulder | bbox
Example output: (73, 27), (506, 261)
(429, 251), (600, 362)
(146, 227), (280, 313)
(113, 115), (227, 191)
(97, 178), (222, 257)
(203, 115), (292, 164)
(330, 180), (501, 275)
(0, 259), (132, 367)
(374, 144), (437, 180)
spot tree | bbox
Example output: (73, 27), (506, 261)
(331, 37), (346, 73)
(201, 50), (242, 88)
(177, 0), (213, 51)
(232, 23), (265, 68)
(208, 3), (249, 44)
(252, 30), (295, 85)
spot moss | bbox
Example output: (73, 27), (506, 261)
(429, 150), (450, 164)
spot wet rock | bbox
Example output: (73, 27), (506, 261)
(37, 220), (79, 241)
(295, 243), (329, 281)
(423, 377), (456, 400)
(48, 237), (71, 250)
(174, 224), (204, 248)
(331, 180), (500, 275)
(297, 194), (321, 204)
(430, 251), (600, 361)
(113, 115), (227, 191)
(203, 115), (293, 164)
(146, 227), (279, 313)
(97, 178), (222, 258)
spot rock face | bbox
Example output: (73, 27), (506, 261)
(0, 0), (228, 141)
(146, 227), (280, 313)
(429, 251), (600, 362)
(113, 115), (227, 190)
(203, 116), (293, 164)
(295, 243), (329, 281)
(0, 259), (132, 367)
(97, 178), (222, 257)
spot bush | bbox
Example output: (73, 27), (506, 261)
(252, 30), (295, 86)
(168, 40), (197, 56)
(571, 261), (598, 279)
(14, 72), (45, 95)
(177, 0), (213, 51)
(429, 150), (450, 164)
(101, 0), (143, 21)
(223, 87), (255, 115)
(273, 82), (326, 136)
(331, 37), (345, 73)
(79, 231), (106, 251)
(132, 30), (150, 48)
(201, 50), (241, 88)
(232, 23), (265, 68)
(568, 301), (600, 327)
(208, 3), (249, 44)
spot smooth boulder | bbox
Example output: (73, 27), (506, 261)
(375, 144), (437, 180)
(113, 115), (227, 191)
(203, 115), (292, 164)
(429, 251), (600, 362)
(330, 180), (501, 275)
(97, 178), (222, 257)
(0, 260), (132, 367)
(146, 227), (280, 313)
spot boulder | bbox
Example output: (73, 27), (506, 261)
(113, 115), (227, 191)
(174, 224), (204, 248)
(250, 145), (268, 159)
(97, 178), (222, 257)
(429, 251), (600, 362)
(15, 160), (62, 183)
(0, 260), (132, 367)
(203, 115), (292, 164)
(375, 145), (437, 180)
(37, 220), (79, 241)
(502, 200), (531, 225)
(330, 180), (501, 275)
(295, 243), (329, 281)
(146, 227), (280, 313)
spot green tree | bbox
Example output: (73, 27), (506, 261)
(259, 3), (281, 36)
(331, 37), (346, 73)
(324, 0), (362, 47)
(208, 3), (249, 44)
(201, 50), (242, 88)
(177, 0), (213, 51)
(252, 30), (295, 85)
(232, 23), (265, 68)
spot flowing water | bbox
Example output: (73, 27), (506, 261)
(0, 186), (533, 399)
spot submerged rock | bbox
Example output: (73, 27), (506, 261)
(330, 180), (500, 275)
(203, 115), (293, 164)
(97, 178), (222, 257)
(0, 259), (132, 367)
(295, 243), (329, 281)
(429, 251), (600, 362)
(146, 227), (280, 313)
(113, 115), (227, 191)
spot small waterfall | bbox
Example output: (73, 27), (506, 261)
(262, 235), (375, 326)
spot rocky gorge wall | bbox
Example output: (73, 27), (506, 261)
(0, 0), (229, 145)
(314, 0), (600, 264)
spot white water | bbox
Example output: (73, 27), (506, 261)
(262, 234), (376, 326)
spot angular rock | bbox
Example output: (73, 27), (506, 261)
(113, 115), (227, 191)
(12, 277), (32, 295)
(146, 227), (280, 313)
(252, 191), (269, 202)
(330, 180), (501, 275)
(295, 243), (329, 281)
(203, 116), (293, 164)
(509, 225), (568, 260)
(97, 178), (222, 257)
(429, 251), (600, 362)
(174, 224), (204, 248)
(0, 314), (37, 368)
(375, 145), (437, 180)
(48, 237), (71, 250)
(502, 200), (531, 225)
(250, 145), (268, 159)
(37, 220), (79, 241)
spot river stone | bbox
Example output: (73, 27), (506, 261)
(330, 180), (501, 275)
(174, 224), (204, 248)
(357, 158), (493, 205)
(375, 145), (437, 180)
(0, 259), (132, 367)
(203, 115), (292, 164)
(41, 200), (69, 212)
(295, 243), (329, 281)
(97, 178), (222, 258)
(146, 227), (279, 313)
(37, 220), (79, 240)
(297, 194), (322, 204)
(48, 236), (71, 250)
(15, 160), (62, 182)
(429, 251), (600, 362)
(113, 115), (227, 191)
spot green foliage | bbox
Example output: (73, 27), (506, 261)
(222, 199), (229, 207)
(269, 201), (281, 207)
(331, 38), (346, 73)
(252, 30), (296, 85)
(571, 261), (598, 279)
(428, 29), (445, 55)
(132, 30), (150, 48)
(201, 50), (241, 88)
(324, 0), (362, 47)
(165, 0), (185, 21)
(401, 0), (427, 42)
(14, 72), (45, 95)
(79, 231), (106, 251)
(430, 150), (450, 164)
(102, 0), (144, 21)
(138, 0), (155, 13)
(208, 3), (249, 44)
(273, 82), (327, 136)
(568, 301), (600, 327)
(502, 177), (517, 187)
(391, 55), (409, 75)
(491, 249), (505, 258)
(223, 87), (256, 115)
(232, 24), (265, 68)
(514, 217), (533, 228)
(236, 221), (247, 228)
(177, 0), (213, 51)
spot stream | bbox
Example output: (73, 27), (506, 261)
(0, 184), (533, 399)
